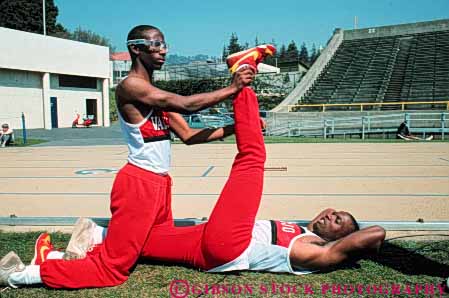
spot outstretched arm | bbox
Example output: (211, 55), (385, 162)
(289, 226), (386, 270)
(168, 112), (234, 145)
(116, 68), (254, 114)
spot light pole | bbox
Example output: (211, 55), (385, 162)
(43, 0), (46, 35)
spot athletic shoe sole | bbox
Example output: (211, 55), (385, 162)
(0, 252), (25, 288)
(63, 218), (96, 260)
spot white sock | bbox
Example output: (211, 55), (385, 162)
(8, 265), (42, 287)
(93, 226), (106, 245)
(47, 251), (64, 260)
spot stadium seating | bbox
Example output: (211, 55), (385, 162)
(302, 29), (449, 110)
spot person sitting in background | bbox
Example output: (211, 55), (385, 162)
(0, 123), (14, 147)
(396, 121), (433, 141)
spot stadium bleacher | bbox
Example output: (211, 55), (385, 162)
(301, 21), (449, 110)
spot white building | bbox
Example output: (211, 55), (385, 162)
(0, 27), (110, 129)
(110, 52), (131, 86)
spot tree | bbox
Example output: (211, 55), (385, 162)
(279, 44), (287, 59)
(70, 27), (116, 52)
(286, 40), (299, 60)
(227, 33), (244, 55)
(310, 43), (318, 65)
(271, 38), (278, 51)
(109, 87), (118, 121)
(254, 36), (259, 46)
(299, 42), (309, 65)
(221, 45), (228, 61)
(0, 0), (67, 36)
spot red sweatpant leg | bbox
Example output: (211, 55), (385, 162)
(201, 87), (266, 268)
(141, 223), (207, 268)
(141, 87), (266, 270)
(40, 164), (172, 288)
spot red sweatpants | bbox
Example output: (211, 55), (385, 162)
(40, 86), (264, 288)
(141, 87), (266, 270)
(40, 163), (174, 288)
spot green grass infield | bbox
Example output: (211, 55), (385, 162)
(0, 231), (448, 297)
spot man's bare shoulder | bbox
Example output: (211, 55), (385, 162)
(116, 76), (155, 102)
(118, 76), (151, 92)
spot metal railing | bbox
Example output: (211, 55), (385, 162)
(267, 112), (449, 140)
(287, 100), (449, 112)
(1, 216), (448, 231)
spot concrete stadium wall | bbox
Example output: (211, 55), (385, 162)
(0, 85), (44, 129)
(344, 19), (449, 40)
(0, 27), (110, 78)
(0, 69), (44, 129)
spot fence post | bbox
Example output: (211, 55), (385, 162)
(442, 113), (446, 140)
(21, 112), (27, 144)
(323, 119), (327, 139)
(367, 116), (371, 132)
(362, 117), (366, 140)
(404, 113), (410, 126)
(287, 121), (291, 137)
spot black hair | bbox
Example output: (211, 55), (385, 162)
(348, 213), (360, 232)
(126, 25), (161, 62)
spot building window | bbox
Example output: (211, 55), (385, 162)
(59, 75), (97, 89)
(120, 71), (129, 77)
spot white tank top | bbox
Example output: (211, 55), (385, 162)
(119, 109), (171, 174)
(252, 220), (317, 247)
(209, 220), (320, 275)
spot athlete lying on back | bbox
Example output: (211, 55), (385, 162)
(29, 209), (384, 276)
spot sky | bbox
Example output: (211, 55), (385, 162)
(54, 0), (449, 57)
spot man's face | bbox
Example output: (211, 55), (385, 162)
(136, 29), (167, 70)
(310, 208), (356, 241)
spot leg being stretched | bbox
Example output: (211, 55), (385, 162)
(200, 86), (266, 269)
(140, 87), (266, 270)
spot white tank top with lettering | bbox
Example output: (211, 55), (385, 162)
(209, 220), (320, 275)
(119, 109), (171, 174)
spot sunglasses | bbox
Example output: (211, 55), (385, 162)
(126, 39), (168, 51)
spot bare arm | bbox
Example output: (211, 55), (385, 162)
(289, 226), (386, 270)
(117, 68), (255, 114)
(168, 112), (234, 145)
